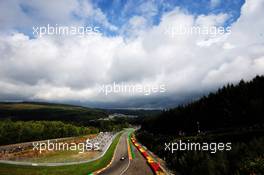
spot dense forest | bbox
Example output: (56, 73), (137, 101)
(138, 75), (264, 175)
(141, 75), (264, 135)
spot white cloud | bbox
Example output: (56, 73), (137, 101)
(0, 0), (117, 34)
(75, 0), (117, 31)
(210, 0), (221, 8)
(138, 1), (158, 18)
(195, 13), (229, 27)
(0, 0), (264, 107)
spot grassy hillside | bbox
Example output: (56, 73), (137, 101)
(0, 102), (107, 124)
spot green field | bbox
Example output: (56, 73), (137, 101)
(0, 132), (122, 175)
(0, 102), (107, 122)
(17, 150), (99, 163)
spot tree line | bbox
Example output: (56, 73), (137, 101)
(0, 120), (99, 145)
(141, 75), (264, 135)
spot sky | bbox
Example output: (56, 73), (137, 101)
(0, 0), (264, 109)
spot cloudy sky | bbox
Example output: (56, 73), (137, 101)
(0, 0), (264, 108)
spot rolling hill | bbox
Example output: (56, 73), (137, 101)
(0, 102), (107, 124)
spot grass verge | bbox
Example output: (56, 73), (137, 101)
(128, 131), (135, 159)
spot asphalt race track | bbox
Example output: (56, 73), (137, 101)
(99, 131), (153, 175)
